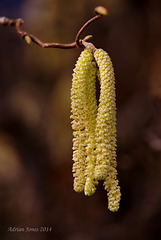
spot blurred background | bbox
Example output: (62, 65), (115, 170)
(0, 0), (161, 239)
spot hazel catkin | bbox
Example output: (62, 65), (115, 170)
(71, 48), (98, 194)
(70, 47), (121, 212)
(94, 48), (121, 211)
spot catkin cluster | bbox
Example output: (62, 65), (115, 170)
(71, 47), (121, 212)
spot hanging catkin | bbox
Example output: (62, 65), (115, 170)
(71, 48), (98, 194)
(94, 49), (117, 180)
(71, 46), (121, 212)
(83, 52), (98, 196)
(94, 48), (121, 211)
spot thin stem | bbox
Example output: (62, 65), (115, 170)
(15, 18), (77, 48)
(81, 40), (97, 53)
(0, 6), (107, 49)
(75, 14), (102, 48)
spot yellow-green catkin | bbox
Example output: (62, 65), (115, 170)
(94, 49), (117, 180)
(71, 48), (97, 194)
(94, 49), (121, 211)
(84, 51), (98, 196)
(104, 170), (121, 212)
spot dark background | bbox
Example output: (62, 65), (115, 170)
(0, 0), (161, 239)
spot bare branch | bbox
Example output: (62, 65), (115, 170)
(0, 6), (108, 50)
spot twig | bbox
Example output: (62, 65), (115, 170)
(75, 13), (101, 48)
(0, 6), (108, 49)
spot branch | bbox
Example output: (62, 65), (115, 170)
(0, 6), (108, 49)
